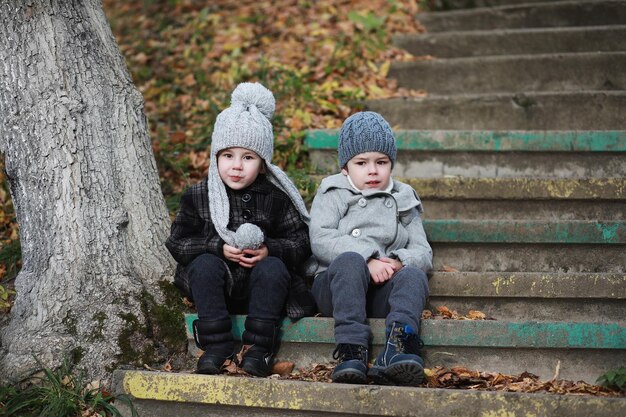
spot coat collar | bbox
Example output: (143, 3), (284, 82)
(319, 173), (422, 212)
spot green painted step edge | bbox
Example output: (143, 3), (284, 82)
(184, 315), (626, 349)
(423, 220), (625, 244)
(428, 272), (626, 298)
(305, 130), (626, 152)
(114, 370), (626, 416)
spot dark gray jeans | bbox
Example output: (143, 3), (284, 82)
(312, 252), (429, 347)
(187, 253), (290, 322)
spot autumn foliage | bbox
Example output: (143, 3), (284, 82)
(1, 0), (424, 290)
(102, 0), (425, 204)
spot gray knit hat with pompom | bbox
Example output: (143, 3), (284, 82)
(338, 111), (397, 169)
(208, 82), (309, 249)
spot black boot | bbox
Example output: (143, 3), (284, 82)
(239, 318), (280, 377)
(192, 318), (234, 375)
(331, 344), (369, 384)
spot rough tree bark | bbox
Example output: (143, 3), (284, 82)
(0, 0), (180, 383)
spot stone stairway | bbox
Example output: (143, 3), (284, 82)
(113, 1), (625, 415)
(369, 0), (626, 130)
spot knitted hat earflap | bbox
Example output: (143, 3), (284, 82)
(207, 82), (309, 249)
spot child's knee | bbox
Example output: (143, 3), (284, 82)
(327, 252), (369, 286)
(256, 256), (287, 272)
(395, 267), (429, 296)
(188, 253), (227, 286)
(329, 252), (367, 272)
(251, 256), (289, 286)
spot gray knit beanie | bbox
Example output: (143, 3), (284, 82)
(338, 111), (397, 168)
(208, 82), (309, 249)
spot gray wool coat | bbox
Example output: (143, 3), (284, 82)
(309, 173), (433, 276)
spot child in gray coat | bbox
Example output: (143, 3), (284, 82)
(309, 111), (432, 386)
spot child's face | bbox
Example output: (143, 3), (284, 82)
(341, 151), (392, 191)
(217, 147), (263, 190)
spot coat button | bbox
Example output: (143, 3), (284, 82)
(242, 209), (252, 220)
(385, 199), (393, 208)
(358, 198), (367, 207)
(351, 228), (361, 237)
(242, 193), (251, 203)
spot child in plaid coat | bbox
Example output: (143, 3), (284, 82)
(166, 83), (312, 377)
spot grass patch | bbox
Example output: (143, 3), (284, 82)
(0, 359), (136, 417)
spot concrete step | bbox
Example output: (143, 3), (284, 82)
(364, 91), (626, 130)
(328, 176), (625, 201)
(389, 52), (626, 94)
(424, 219), (625, 244)
(428, 272), (626, 323)
(307, 130), (626, 178)
(431, 0), (596, 10)
(418, 0), (626, 32)
(425, 219), (625, 271)
(183, 315), (626, 383)
(394, 25), (626, 58)
(431, 243), (625, 272)
(113, 370), (626, 417)
(408, 177), (626, 199)
(424, 199), (624, 220)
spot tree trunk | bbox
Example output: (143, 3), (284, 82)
(0, 0), (179, 384)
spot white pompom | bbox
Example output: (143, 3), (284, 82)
(234, 223), (265, 250)
(231, 82), (275, 119)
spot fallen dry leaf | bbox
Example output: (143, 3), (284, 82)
(423, 306), (492, 321)
(468, 310), (486, 320)
(272, 361), (295, 376)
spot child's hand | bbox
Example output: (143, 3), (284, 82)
(380, 257), (403, 271)
(238, 244), (269, 269)
(368, 258), (395, 284)
(223, 244), (244, 263)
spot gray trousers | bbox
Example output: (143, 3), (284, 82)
(312, 252), (429, 347)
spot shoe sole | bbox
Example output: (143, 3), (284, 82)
(368, 366), (395, 386)
(385, 361), (424, 386)
(332, 368), (368, 384)
(196, 364), (222, 375)
(241, 361), (270, 378)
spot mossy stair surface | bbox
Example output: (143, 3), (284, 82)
(112, 370), (626, 417)
(425, 219), (625, 272)
(393, 25), (626, 58)
(424, 219), (625, 244)
(306, 130), (626, 177)
(428, 272), (626, 323)
(183, 314), (626, 383)
(364, 92), (626, 130)
(381, 0), (626, 132)
(418, 0), (626, 32)
(389, 52), (626, 94)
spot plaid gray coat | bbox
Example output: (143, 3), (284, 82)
(165, 175), (315, 318)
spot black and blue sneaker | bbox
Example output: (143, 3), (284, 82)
(331, 343), (369, 384)
(369, 322), (424, 386)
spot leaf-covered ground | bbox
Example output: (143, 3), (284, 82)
(149, 358), (624, 397)
(102, 0), (425, 208)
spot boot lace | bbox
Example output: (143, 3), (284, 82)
(333, 344), (367, 362)
(397, 328), (424, 355)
